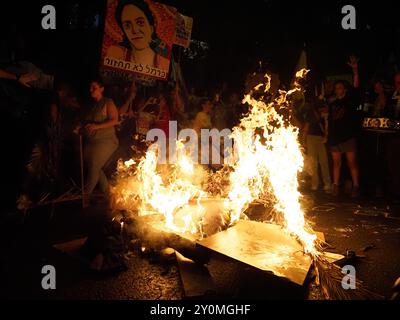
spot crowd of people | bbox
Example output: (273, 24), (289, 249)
(300, 56), (400, 200)
(2, 54), (400, 212)
(1, 69), (244, 210)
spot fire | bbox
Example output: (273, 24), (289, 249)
(225, 70), (316, 253)
(136, 141), (205, 235)
(112, 69), (317, 254)
(124, 159), (135, 167)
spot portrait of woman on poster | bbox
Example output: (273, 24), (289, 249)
(107, 0), (170, 70)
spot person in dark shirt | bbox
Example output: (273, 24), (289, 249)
(371, 79), (389, 117)
(328, 56), (361, 197)
(387, 72), (400, 119)
(386, 73), (400, 200)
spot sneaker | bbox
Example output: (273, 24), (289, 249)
(332, 184), (339, 197)
(351, 185), (360, 198)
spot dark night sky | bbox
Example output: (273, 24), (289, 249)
(1, 0), (399, 90)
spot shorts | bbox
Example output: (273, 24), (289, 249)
(330, 137), (357, 153)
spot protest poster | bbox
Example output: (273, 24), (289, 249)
(174, 13), (193, 48)
(101, 0), (177, 80)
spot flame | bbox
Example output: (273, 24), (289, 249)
(124, 159), (135, 167)
(225, 70), (316, 253)
(112, 69), (317, 254)
(136, 141), (205, 235)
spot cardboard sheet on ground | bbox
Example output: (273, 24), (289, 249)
(175, 251), (216, 298)
(197, 220), (312, 286)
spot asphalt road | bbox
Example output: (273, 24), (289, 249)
(1, 191), (399, 300)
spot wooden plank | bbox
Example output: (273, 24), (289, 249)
(322, 251), (345, 264)
(125, 214), (210, 264)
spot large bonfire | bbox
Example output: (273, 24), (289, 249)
(112, 69), (317, 256)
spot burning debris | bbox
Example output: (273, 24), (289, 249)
(112, 70), (317, 251)
(106, 69), (381, 299)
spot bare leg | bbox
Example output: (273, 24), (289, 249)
(345, 151), (359, 187)
(331, 151), (342, 185)
(84, 138), (118, 198)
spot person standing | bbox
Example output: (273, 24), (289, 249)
(78, 78), (119, 207)
(153, 89), (171, 138)
(302, 103), (332, 193)
(371, 80), (388, 117)
(327, 56), (361, 198)
(386, 73), (400, 201)
(388, 72), (400, 119)
(193, 98), (216, 165)
(108, 80), (138, 164)
(193, 98), (213, 135)
(211, 91), (227, 131)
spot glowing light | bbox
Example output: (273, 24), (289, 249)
(111, 69), (316, 254)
